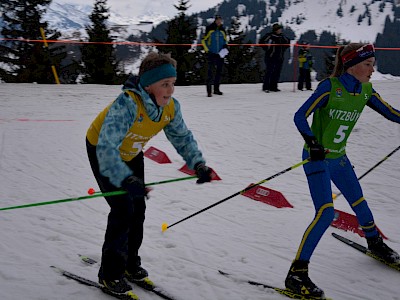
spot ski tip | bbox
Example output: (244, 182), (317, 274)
(218, 270), (229, 275)
(161, 222), (168, 232)
(126, 291), (139, 300)
(50, 265), (61, 271)
(331, 232), (342, 238)
(79, 254), (98, 265)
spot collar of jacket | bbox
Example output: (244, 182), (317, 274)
(122, 75), (161, 117)
(338, 73), (362, 95)
(210, 22), (224, 31)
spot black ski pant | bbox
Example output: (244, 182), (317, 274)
(298, 68), (311, 90)
(263, 57), (284, 91)
(86, 138), (146, 280)
(206, 52), (224, 92)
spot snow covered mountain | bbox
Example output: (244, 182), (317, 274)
(43, 0), (170, 38)
(267, 0), (393, 43)
(41, 0), (400, 44)
(2, 0), (399, 77)
(44, 2), (93, 31)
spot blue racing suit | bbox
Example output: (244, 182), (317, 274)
(293, 73), (400, 261)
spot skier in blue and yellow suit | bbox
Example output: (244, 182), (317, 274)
(285, 43), (400, 298)
(86, 52), (213, 297)
(201, 14), (228, 97)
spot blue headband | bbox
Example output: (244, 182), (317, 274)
(139, 64), (177, 87)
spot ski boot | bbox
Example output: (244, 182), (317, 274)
(99, 277), (132, 295)
(125, 265), (149, 282)
(285, 260), (325, 299)
(367, 235), (400, 264)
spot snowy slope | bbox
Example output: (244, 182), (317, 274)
(45, 2), (93, 31)
(278, 0), (393, 43)
(0, 78), (399, 300)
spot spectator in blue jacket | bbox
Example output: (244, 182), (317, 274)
(86, 52), (213, 297)
(201, 15), (228, 97)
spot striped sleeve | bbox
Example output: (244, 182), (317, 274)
(294, 79), (331, 138)
(201, 28), (213, 52)
(367, 90), (400, 123)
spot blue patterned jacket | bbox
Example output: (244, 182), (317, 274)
(94, 75), (206, 187)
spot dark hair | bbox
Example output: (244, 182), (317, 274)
(139, 52), (177, 76)
(331, 43), (367, 77)
(272, 23), (283, 32)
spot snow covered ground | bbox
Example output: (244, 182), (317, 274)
(0, 78), (399, 300)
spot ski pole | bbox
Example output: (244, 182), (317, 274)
(332, 145), (400, 200)
(161, 158), (310, 232)
(0, 175), (197, 212)
(88, 175), (197, 195)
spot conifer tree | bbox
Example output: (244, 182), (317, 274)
(0, 0), (66, 83)
(314, 31), (338, 81)
(155, 0), (197, 85)
(225, 15), (259, 83)
(80, 0), (123, 84)
(375, 15), (400, 76)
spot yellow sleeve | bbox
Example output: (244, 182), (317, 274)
(201, 31), (212, 52)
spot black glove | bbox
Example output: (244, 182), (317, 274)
(122, 176), (148, 199)
(194, 162), (212, 184)
(304, 135), (325, 161)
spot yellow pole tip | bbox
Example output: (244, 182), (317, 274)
(161, 223), (168, 232)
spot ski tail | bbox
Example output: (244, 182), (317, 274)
(218, 270), (331, 300)
(78, 255), (176, 300)
(51, 266), (139, 300)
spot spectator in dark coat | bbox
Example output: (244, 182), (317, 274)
(259, 23), (290, 93)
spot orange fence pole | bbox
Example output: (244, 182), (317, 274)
(39, 27), (60, 84)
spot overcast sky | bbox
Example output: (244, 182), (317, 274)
(57, 0), (224, 18)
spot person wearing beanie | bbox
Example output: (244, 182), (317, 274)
(272, 23), (282, 32)
(86, 52), (214, 297)
(201, 15), (228, 97)
(286, 43), (400, 298)
(259, 23), (290, 93)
